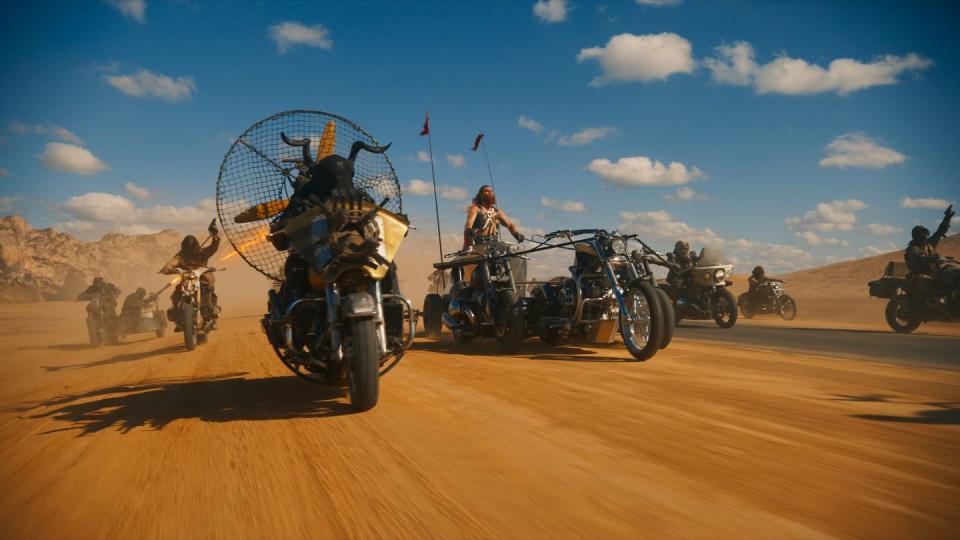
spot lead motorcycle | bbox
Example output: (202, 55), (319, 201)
(426, 237), (525, 353)
(170, 266), (218, 350)
(524, 229), (670, 361)
(659, 247), (738, 328)
(738, 279), (797, 320)
(216, 110), (416, 411)
(869, 257), (960, 333)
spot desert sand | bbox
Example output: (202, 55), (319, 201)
(0, 300), (957, 539)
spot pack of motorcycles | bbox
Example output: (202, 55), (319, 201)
(78, 112), (957, 413)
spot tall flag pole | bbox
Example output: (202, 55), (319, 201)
(473, 132), (495, 193)
(421, 111), (444, 261)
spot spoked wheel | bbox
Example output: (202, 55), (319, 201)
(422, 293), (443, 337)
(348, 317), (380, 411)
(620, 281), (662, 361)
(654, 288), (675, 349)
(885, 299), (921, 334)
(778, 296), (798, 321)
(182, 304), (197, 350)
(495, 290), (524, 354)
(713, 289), (738, 329)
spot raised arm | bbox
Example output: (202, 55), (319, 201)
(930, 204), (954, 247)
(497, 209), (524, 242)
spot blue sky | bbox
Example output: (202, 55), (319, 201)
(1, 0), (958, 272)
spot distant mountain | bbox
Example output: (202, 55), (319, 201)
(0, 215), (183, 303)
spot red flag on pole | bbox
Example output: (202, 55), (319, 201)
(420, 111), (430, 136)
(471, 132), (484, 151)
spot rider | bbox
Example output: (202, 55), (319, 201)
(665, 240), (698, 291)
(160, 220), (221, 330)
(76, 276), (121, 317)
(462, 185), (524, 249)
(746, 265), (782, 307)
(119, 287), (154, 329)
(904, 204), (954, 306)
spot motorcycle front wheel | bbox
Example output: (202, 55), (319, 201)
(713, 289), (738, 329)
(422, 293), (443, 337)
(654, 288), (675, 349)
(885, 299), (921, 334)
(86, 317), (100, 347)
(348, 317), (380, 411)
(778, 296), (798, 321)
(495, 290), (524, 354)
(620, 281), (662, 361)
(182, 304), (198, 350)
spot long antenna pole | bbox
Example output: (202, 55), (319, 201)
(481, 136), (495, 193)
(426, 114), (443, 260)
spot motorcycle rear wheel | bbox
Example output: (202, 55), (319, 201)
(713, 289), (738, 329)
(885, 300), (920, 334)
(182, 304), (198, 350)
(655, 288), (675, 349)
(348, 317), (379, 411)
(620, 281), (662, 361)
(778, 296), (798, 321)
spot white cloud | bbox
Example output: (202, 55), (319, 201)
(557, 126), (616, 146)
(269, 21), (333, 54)
(577, 32), (695, 86)
(517, 115), (544, 134)
(106, 0), (146, 23)
(446, 154), (465, 168)
(8, 123), (83, 145)
(0, 196), (22, 212)
(405, 178), (434, 195)
(795, 231), (847, 247)
(0, 168), (9, 177)
(416, 150), (431, 163)
(103, 68), (197, 102)
(900, 196), (951, 209)
(59, 192), (217, 238)
(589, 155), (704, 186)
(865, 223), (903, 236)
(440, 186), (468, 201)
(785, 199), (868, 232)
(533, 0), (568, 23)
(39, 142), (110, 175)
(404, 179), (467, 201)
(124, 181), (153, 200)
(819, 133), (906, 169)
(663, 186), (702, 203)
(541, 197), (587, 213)
(705, 41), (933, 95)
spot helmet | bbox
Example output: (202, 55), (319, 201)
(912, 225), (930, 243)
(135, 287), (146, 296)
(752, 265), (765, 278)
(93, 276), (104, 286)
(181, 235), (200, 252)
(674, 240), (690, 254)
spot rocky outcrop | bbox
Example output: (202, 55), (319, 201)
(0, 215), (183, 302)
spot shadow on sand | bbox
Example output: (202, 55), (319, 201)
(828, 394), (960, 425)
(15, 372), (353, 435)
(413, 339), (628, 362)
(42, 345), (185, 372)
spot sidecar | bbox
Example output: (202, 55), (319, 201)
(119, 297), (167, 339)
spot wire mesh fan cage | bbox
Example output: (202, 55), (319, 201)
(215, 110), (402, 281)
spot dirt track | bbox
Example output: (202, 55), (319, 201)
(1, 302), (958, 539)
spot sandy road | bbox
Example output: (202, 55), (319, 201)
(0, 302), (958, 539)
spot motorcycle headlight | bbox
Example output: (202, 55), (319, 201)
(610, 237), (627, 255)
(714, 269), (726, 282)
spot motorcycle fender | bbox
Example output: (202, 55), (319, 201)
(341, 292), (378, 319)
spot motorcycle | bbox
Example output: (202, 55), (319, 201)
(170, 266), (219, 351)
(118, 293), (168, 339)
(523, 229), (669, 361)
(427, 237), (526, 353)
(659, 247), (738, 328)
(869, 257), (960, 333)
(216, 110), (416, 412)
(80, 293), (119, 346)
(738, 280), (797, 320)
